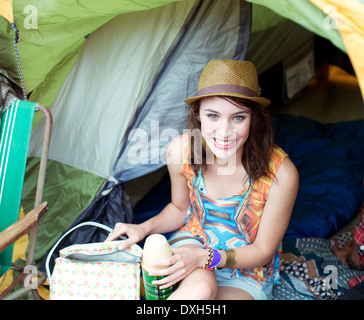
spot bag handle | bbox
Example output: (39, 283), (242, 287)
(45, 221), (123, 281)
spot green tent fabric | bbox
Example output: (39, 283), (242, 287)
(0, 0), (186, 112)
(248, 0), (345, 54)
(246, 5), (314, 74)
(21, 157), (105, 259)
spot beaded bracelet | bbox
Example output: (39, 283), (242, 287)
(202, 246), (221, 270)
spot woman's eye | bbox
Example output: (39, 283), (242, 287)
(208, 114), (218, 119)
(234, 115), (245, 121)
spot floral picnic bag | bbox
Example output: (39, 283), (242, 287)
(46, 222), (142, 300)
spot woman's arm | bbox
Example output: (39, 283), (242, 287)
(151, 155), (299, 289)
(105, 134), (190, 250)
(139, 134), (190, 235)
(219, 157), (299, 269)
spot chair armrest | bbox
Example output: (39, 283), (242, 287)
(0, 202), (48, 253)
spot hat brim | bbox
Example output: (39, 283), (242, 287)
(184, 92), (271, 108)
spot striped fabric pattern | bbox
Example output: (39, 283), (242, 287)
(0, 100), (36, 277)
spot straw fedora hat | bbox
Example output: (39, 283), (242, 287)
(184, 60), (271, 108)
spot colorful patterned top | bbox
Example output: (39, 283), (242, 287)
(177, 135), (288, 294)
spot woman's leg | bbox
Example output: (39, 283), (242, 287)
(213, 269), (270, 300)
(168, 268), (217, 300)
(216, 286), (254, 300)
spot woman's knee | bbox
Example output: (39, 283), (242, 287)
(195, 277), (218, 299)
(169, 270), (217, 300)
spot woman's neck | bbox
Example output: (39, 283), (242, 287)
(206, 148), (244, 176)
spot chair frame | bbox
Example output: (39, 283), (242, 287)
(0, 103), (52, 300)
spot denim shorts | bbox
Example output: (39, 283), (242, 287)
(168, 231), (271, 300)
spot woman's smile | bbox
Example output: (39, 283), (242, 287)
(213, 137), (237, 149)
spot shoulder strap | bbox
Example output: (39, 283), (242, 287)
(270, 146), (289, 176)
(45, 222), (123, 280)
(182, 133), (196, 181)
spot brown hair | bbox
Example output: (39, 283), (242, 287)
(187, 96), (275, 184)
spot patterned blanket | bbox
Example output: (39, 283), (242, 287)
(273, 234), (364, 300)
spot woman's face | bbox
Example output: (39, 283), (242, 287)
(199, 96), (251, 163)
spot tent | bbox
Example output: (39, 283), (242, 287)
(1, 0), (364, 299)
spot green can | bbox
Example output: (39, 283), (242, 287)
(142, 267), (177, 300)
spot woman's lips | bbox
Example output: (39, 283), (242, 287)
(213, 138), (236, 149)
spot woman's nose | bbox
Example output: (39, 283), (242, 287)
(219, 119), (230, 134)
(216, 122), (235, 139)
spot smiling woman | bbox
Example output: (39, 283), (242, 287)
(107, 60), (299, 300)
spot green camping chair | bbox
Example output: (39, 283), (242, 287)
(0, 84), (52, 299)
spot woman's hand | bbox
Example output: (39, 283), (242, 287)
(104, 222), (146, 251)
(147, 245), (207, 289)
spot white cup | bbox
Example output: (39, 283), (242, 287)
(141, 234), (172, 272)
